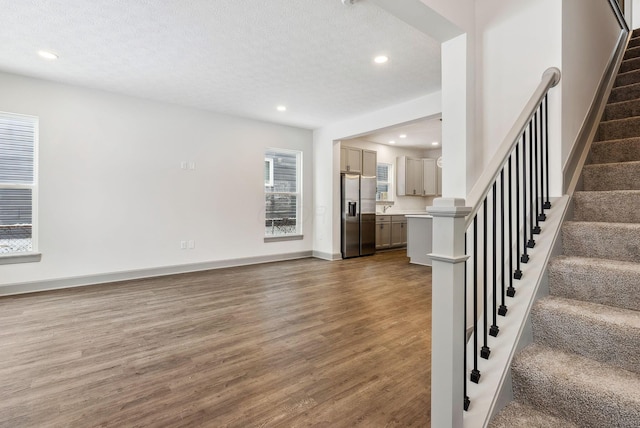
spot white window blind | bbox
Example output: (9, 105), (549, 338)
(376, 163), (392, 201)
(264, 149), (301, 237)
(0, 112), (37, 254)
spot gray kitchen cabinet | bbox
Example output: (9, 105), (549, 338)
(340, 146), (362, 173)
(396, 156), (423, 196)
(362, 149), (377, 177)
(422, 158), (437, 196)
(377, 215), (406, 249)
(376, 215), (391, 249)
(391, 215), (407, 246)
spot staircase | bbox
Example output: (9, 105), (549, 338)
(490, 29), (640, 427)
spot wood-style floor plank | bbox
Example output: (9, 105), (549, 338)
(0, 250), (431, 427)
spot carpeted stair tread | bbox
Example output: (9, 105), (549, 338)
(603, 97), (640, 120)
(624, 45), (640, 60)
(615, 68), (640, 88)
(512, 344), (640, 428)
(532, 296), (640, 374)
(629, 37), (640, 49)
(589, 137), (640, 164)
(633, 28), (640, 39)
(562, 221), (640, 262)
(573, 190), (640, 223)
(607, 81), (640, 103)
(489, 401), (578, 428)
(619, 56), (640, 74)
(596, 115), (640, 140)
(582, 160), (640, 190)
(549, 256), (640, 311)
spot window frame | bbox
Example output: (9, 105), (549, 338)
(0, 111), (41, 264)
(264, 148), (303, 242)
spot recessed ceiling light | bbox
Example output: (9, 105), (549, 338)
(399, 134), (407, 139)
(374, 55), (388, 64)
(38, 50), (58, 60)
(432, 141), (439, 146)
(276, 105), (287, 112)
(389, 140), (396, 145)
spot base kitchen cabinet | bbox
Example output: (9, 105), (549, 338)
(376, 215), (406, 249)
(375, 215), (391, 249)
(391, 215), (407, 247)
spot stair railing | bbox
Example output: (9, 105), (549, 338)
(428, 67), (561, 428)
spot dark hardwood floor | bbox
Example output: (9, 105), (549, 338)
(0, 250), (432, 427)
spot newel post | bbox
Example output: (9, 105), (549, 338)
(427, 198), (471, 428)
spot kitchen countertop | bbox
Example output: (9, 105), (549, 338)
(375, 210), (429, 216)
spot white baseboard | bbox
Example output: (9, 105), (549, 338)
(0, 251), (314, 297)
(312, 250), (342, 261)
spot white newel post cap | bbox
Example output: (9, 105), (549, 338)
(427, 198), (472, 218)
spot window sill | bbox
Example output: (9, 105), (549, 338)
(264, 234), (303, 243)
(0, 252), (42, 265)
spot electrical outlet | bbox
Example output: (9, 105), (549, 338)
(188, 240), (195, 249)
(180, 240), (187, 249)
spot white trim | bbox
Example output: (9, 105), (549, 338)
(0, 251), (314, 297)
(0, 252), (41, 265)
(312, 250), (341, 261)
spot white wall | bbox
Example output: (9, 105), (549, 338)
(312, 92), (442, 260)
(475, 0), (563, 196)
(0, 71), (313, 290)
(562, 0), (622, 162)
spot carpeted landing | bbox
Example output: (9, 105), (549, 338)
(490, 29), (640, 428)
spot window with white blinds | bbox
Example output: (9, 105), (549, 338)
(0, 112), (37, 254)
(376, 163), (392, 201)
(264, 148), (302, 238)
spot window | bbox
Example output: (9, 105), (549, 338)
(264, 149), (302, 239)
(376, 163), (392, 201)
(0, 112), (37, 257)
(264, 157), (274, 187)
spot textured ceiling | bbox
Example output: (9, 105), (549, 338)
(0, 0), (441, 129)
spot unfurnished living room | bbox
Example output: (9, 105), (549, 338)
(2, 1), (640, 427)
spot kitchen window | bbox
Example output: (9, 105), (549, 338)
(376, 163), (392, 201)
(0, 111), (40, 263)
(264, 148), (302, 241)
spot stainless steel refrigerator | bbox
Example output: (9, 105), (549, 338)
(341, 173), (376, 258)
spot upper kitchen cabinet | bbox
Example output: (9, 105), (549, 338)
(397, 157), (439, 196)
(396, 156), (423, 196)
(437, 163), (442, 195)
(362, 149), (377, 177)
(423, 158), (436, 196)
(340, 146), (362, 174)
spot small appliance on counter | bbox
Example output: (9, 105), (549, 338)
(341, 173), (376, 258)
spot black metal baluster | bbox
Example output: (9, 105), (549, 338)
(532, 108), (541, 234)
(464, 234), (470, 411)
(490, 184), (499, 337)
(544, 95), (551, 210)
(470, 217), (480, 383)
(527, 121), (536, 248)
(514, 143), (523, 278)
(481, 200), (491, 359)
(507, 154), (517, 295)
(537, 102), (546, 222)
(521, 130), (530, 263)
(499, 169), (508, 314)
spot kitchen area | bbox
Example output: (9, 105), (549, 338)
(339, 118), (441, 266)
